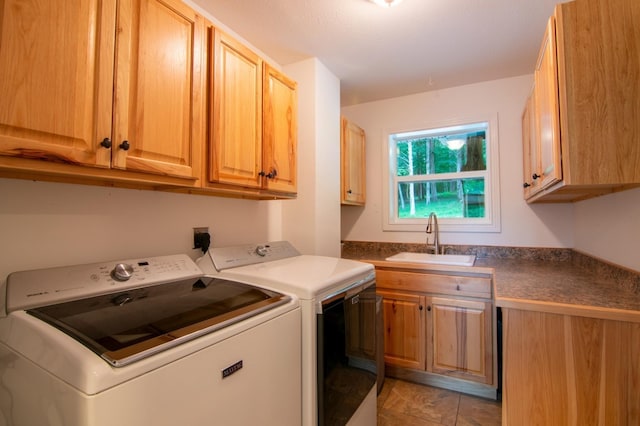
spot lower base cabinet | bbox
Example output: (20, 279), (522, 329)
(379, 290), (425, 371)
(375, 266), (495, 395)
(429, 297), (493, 385)
(502, 308), (640, 424)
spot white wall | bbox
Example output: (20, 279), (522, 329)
(573, 188), (640, 271)
(341, 75), (574, 248)
(0, 178), (275, 283)
(282, 58), (342, 257)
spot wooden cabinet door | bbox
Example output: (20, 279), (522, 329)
(0, 0), (115, 168)
(502, 309), (640, 425)
(208, 29), (262, 188)
(112, 0), (203, 181)
(533, 17), (562, 191)
(522, 92), (541, 198)
(428, 297), (492, 384)
(341, 117), (366, 205)
(378, 290), (425, 370)
(262, 63), (297, 194)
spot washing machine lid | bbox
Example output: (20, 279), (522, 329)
(219, 255), (375, 300)
(27, 276), (289, 367)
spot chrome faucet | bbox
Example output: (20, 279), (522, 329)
(426, 212), (441, 254)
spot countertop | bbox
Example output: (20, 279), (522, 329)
(476, 257), (640, 323)
(343, 243), (640, 323)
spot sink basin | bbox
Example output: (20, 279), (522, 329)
(385, 252), (476, 267)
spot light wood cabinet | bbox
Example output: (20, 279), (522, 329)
(502, 308), (640, 424)
(0, 0), (115, 169)
(378, 290), (425, 370)
(522, 18), (562, 196)
(112, 0), (204, 180)
(207, 29), (297, 195)
(0, 0), (204, 184)
(521, 92), (539, 198)
(532, 17), (562, 193)
(374, 264), (495, 395)
(523, 0), (640, 202)
(208, 29), (262, 189)
(340, 117), (366, 205)
(0, 1), (297, 199)
(429, 297), (493, 385)
(263, 64), (297, 194)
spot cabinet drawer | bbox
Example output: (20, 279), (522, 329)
(376, 269), (491, 299)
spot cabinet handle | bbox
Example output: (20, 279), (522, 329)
(347, 189), (353, 194)
(100, 138), (112, 149)
(259, 170), (277, 179)
(523, 182), (531, 188)
(419, 305), (423, 311)
(532, 173), (541, 180)
(427, 305), (431, 311)
(119, 140), (130, 151)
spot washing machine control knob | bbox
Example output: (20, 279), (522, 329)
(255, 245), (268, 257)
(111, 263), (134, 281)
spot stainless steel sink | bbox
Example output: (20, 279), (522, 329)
(385, 252), (476, 267)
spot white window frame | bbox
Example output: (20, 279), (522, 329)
(382, 114), (501, 233)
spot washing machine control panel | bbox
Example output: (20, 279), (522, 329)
(5, 254), (202, 313)
(208, 241), (301, 271)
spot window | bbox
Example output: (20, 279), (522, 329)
(383, 117), (500, 232)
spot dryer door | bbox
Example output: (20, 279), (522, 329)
(316, 278), (378, 425)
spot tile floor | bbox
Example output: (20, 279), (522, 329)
(377, 378), (501, 425)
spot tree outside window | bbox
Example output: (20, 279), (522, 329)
(390, 122), (490, 223)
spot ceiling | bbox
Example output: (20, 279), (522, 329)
(191, 0), (567, 106)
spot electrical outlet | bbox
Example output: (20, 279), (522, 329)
(193, 227), (210, 251)
(193, 227), (208, 236)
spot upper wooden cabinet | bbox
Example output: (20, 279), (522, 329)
(207, 28), (297, 196)
(0, 1), (297, 199)
(341, 117), (366, 205)
(112, 0), (204, 180)
(0, 0), (116, 168)
(522, 18), (562, 196)
(208, 30), (263, 189)
(523, 0), (640, 202)
(263, 64), (297, 194)
(0, 0), (204, 183)
(521, 91), (539, 199)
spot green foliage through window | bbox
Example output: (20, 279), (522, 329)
(391, 123), (488, 220)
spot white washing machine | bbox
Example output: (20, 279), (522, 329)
(0, 254), (301, 426)
(197, 241), (381, 426)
